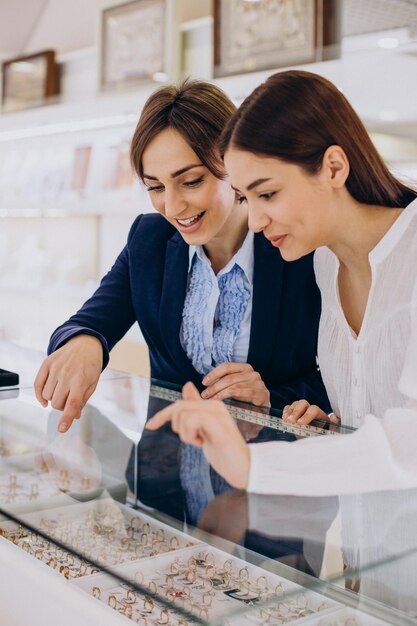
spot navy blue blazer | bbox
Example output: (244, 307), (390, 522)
(48, 213), (329, 410)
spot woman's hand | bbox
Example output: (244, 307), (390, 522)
(201, 362), (270, 407)
(146, 382), (250, 489)
(283, 399), (340, 426)
(198, 490), (248, 544)
(34, 335), (103, 433)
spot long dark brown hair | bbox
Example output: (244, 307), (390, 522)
(219, 70), (416, 207)
(131, 79), (236, 181)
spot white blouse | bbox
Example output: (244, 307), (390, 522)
(248, 197), (417, 496)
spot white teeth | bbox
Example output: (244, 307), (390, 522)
(177, 212), (204, 226)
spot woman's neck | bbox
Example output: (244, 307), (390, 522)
(204, 209), (249, 274)
(328, 196), (404, 336)
(328, 197), (403, 274)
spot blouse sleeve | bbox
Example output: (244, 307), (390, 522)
(247, 283), (417, 497)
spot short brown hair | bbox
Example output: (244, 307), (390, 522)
(220, 70), (416, 208)
(131, 79), (236, 181)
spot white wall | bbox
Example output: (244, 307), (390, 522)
(1, 1), (417, 358)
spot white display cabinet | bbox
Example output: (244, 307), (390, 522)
(0, 89), (154, 354)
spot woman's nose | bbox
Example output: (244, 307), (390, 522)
(164, 189), (187, 218)
(248, 205), (269, 233)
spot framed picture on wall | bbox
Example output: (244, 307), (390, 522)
(100, 0), (166, 90)
(1, 50), (59, 113)
(71, 146), (92, 193)
(213, 0), (339, 78)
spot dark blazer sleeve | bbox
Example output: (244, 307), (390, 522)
(47, 215), (142, 368)
(268, 366), (331, 413)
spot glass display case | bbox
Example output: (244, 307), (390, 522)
(1, 342), (416, 626)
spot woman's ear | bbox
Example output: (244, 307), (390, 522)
(322, 145), (349, 188)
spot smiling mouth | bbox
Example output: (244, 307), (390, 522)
(176, 211), (205, 226)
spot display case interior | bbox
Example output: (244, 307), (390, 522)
(1, 349), (417, 625)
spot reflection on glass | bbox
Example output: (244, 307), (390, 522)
(0, 373), (416, 625)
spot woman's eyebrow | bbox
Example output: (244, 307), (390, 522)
(143, 163), (203, 181)
(246, 177), (272, 191)
(171, 163), (203, 178)
(231, 178), (272, 192)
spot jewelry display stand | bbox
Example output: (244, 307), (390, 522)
(74, 545), (342, 625)
(0, 359), (414, 626)
(0, 497), (199, 579)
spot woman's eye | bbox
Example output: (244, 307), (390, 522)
(183, 176), (204, 187)
(235, 193), (247, 205)
(259, 192), (276, 201)
(146, 185), (164, 193)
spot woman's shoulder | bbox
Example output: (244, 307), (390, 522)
(127, 212), (178, 245)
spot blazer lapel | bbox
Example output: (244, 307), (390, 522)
(247, 233), (284, 374)
(159, 232), (202, 384)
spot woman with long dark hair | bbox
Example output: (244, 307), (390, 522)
(148, 70), (417, 496)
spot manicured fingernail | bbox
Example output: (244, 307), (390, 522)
(201, 391), (208, 398)
(59, 423), (68, 433)
(202, 376), (209, 385)
(298, 418), (306, 424)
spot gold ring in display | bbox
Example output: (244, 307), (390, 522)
(239, 566), (249, 581)
(59, 565), (70, 579)
(121, 605), (133, 619)
(275, 582), (285, 595)
(125, 589), (136, 603)
(256, 575), (268, 590)
(108, 594), (118, 609)
(78, 563), (88, 576)
(157, 609), (169, 625)
(187, 555), (197, 568)
(148, 580), (157, 594)
(184, 569), (196, 584)
(130, 516), (141, 530)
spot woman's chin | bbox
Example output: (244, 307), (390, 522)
(279, 245), (309, 263)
